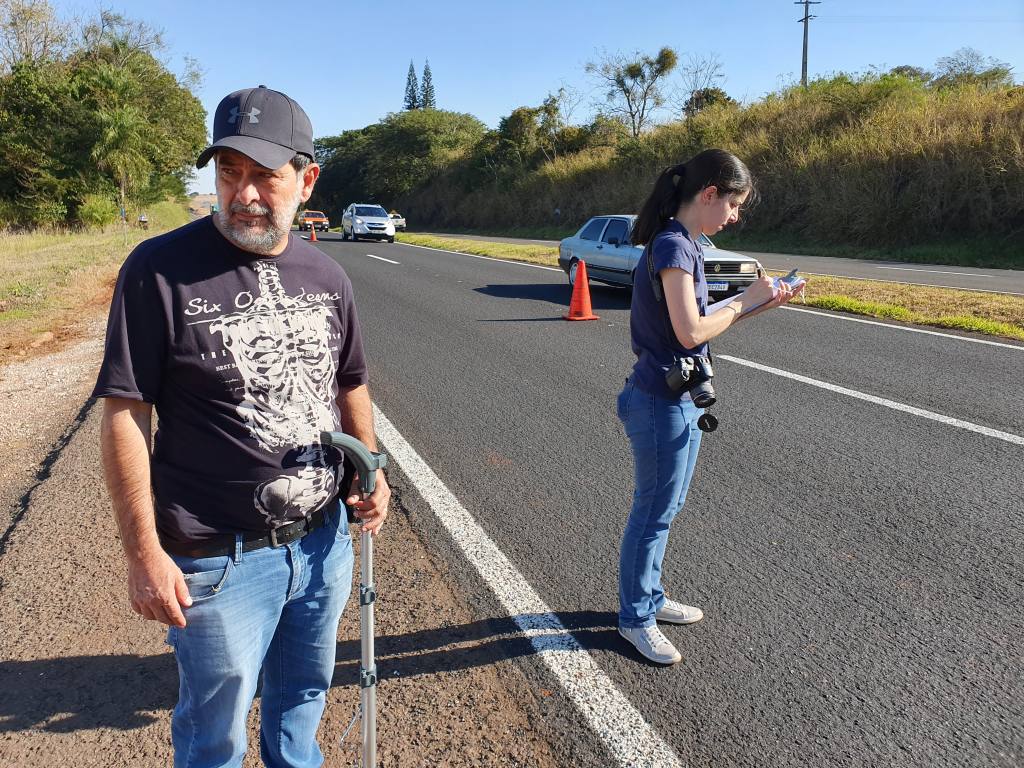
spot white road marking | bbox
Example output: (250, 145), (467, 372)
(366, 254), (399, 264)
(717, 355), (1024, 446)
(780, 307), (1024, 350)
(876, 266), (991, 277)
(372, 404), (685, 768)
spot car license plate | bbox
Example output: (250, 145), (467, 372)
(707, 281), (729, 292)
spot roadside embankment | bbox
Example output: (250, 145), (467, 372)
(397, 233), (1024, 342)
(0, 201), (190, 367)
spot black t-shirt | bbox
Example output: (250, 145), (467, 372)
(93, 217), (368, 544)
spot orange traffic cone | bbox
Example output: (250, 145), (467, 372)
(563, 260), (599, 321)
(309, 225), (318, 242)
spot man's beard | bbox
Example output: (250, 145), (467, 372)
(215, 191), (301, 255)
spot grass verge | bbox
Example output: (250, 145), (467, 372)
(398, 233), (560, 267)
(396, 233), (1024, 342)
(0, 201), (191, 366)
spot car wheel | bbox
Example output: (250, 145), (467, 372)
(568, 259), (580, 287)
(387, 236), (395, 243)
(351, 232), (359, 242)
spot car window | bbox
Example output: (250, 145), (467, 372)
(698, 233), (716, 248)
(579, 218), (607, 241)
(304, 211), (325, 217)
(356, 206), (388, 217)
(601, 219), (629, 244)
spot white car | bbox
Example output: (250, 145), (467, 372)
(389, 212), (406, 231)
(341, 204), (396, 243)
(558, 214), (761, 296)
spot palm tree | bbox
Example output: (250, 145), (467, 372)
(91, 104), (151, 229)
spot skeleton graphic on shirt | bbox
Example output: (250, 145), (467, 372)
(210, 261), (340, 525)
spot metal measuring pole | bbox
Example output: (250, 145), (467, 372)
(320, 430), (388, 768)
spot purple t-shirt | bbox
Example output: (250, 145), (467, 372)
(93, 217), (368, 545)
(628, 219), (709, 399)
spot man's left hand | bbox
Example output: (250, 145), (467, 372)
(346, 469), (391, 535)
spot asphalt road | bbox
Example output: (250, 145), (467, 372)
(413, 231), (1024, 296)
(315, 233), (1023, 768)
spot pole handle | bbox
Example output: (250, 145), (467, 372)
(319, 431), (387, 495)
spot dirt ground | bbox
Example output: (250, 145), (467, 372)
(0, 312), (560, 767)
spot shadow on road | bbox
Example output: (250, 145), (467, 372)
(0, 611), (617, 732)
(474, 283), (631, 313)
(336, 610), (620, 688)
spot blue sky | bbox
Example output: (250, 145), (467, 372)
(53, 0), (1024, 193)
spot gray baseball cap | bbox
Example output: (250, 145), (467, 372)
(196, 85), (314, 170)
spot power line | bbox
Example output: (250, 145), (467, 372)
(818, 15), (1022, 24)
(795, 0), (822, 88)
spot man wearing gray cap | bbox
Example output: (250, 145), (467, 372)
(94, 85), (390, 767)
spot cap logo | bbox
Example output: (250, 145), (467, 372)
(228, 106), (261, 124)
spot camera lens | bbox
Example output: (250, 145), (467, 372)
(691, 382), (716, 408)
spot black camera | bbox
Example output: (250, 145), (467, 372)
(665, 354), (716, 408)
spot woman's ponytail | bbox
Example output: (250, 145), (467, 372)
(631, 150), (755, 246)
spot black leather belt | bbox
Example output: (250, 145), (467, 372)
(162, 507), (330, 558)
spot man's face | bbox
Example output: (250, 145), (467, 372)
(213, 149), (316, 255)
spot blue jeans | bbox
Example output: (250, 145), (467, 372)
(617, 380), (703, 629)
(166, 501), (353, 768)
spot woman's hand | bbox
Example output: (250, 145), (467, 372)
(735, 274), (805, 321)
(740, 274), (778, 308)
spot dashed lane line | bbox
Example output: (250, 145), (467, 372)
(366, 254), (400, 264)
(372, 403), (686, 768)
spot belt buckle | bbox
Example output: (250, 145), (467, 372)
(268, 516), (309, 548)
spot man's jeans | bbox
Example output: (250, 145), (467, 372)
(166, 501), (353, 768)
(617, 380), (703, 629)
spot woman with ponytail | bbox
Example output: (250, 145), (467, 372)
(617, 148), (802, 664)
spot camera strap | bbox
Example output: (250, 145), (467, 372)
(643, 226), (712, 364)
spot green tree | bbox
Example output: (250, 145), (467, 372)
(0, 6), (205, 227)
(889, 65), (932, 82)
(90, 103), (151, 221)
(403, 59), (418, 110)
(365, 109), (484, 200)
(308, 126), (379, 214)
(586, 47), (678, 137)
(0, 60), (92, 226)
(683, 86), (736, 117)
(420, 58), (436, 109)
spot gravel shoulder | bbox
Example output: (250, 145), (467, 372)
(0, 312), (559, 767)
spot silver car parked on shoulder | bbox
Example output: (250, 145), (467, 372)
(558, 215), (761, 296)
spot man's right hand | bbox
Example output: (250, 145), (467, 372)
(127, 548), (192, 628)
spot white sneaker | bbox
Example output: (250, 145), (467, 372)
(618, 625), (682, 665)
(655, 599), (704, 625)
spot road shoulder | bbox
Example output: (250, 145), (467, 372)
(0, 314), (559, 767)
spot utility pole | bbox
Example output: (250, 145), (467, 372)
(795, 0), (821, 88)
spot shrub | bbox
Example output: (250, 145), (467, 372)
(78, 194), (120, 230)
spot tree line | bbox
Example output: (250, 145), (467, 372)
(309, 45), (1020, 252)
(0, 1), (205, 229)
